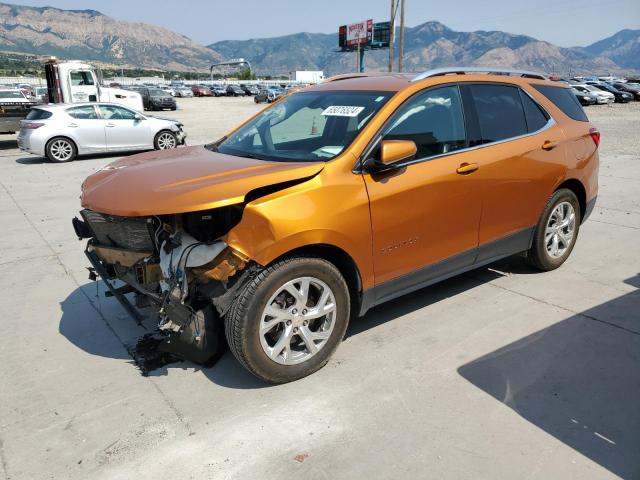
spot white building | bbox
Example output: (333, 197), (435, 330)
(289, 71), (324, 83)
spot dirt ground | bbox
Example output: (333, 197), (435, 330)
(0, 96), (638, 480)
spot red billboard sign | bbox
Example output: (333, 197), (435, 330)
(345, 19), (373, 46)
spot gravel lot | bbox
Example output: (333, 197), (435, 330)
(0, 97), (638, 480)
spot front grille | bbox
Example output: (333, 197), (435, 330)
(81, 209), (155, 252)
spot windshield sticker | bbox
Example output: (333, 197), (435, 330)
(321, 105), (365, 117)
(312, 146), (344, 158)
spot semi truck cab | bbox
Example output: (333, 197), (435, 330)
(44, 58), (143, 111)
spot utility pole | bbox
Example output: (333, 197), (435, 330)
(388, 0), (395, 72)
(398, 0), (405, 72)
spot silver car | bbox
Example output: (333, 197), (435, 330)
(174, 87), (194, 98)
(17, 102), (186, 162)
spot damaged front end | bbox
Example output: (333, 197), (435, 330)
(72, 205), (255, 367)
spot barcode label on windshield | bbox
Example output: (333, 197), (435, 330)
(321, 106), (365, 117)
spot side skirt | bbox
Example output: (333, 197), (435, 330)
(359, 226), (534, 316)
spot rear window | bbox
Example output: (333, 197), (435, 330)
(26, 108), (52, 120)
(470, 84), (528, 143)
(533, 85), (588, 122)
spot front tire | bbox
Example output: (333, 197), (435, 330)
(154, 130), (177, 150)
(45, 137), (77, 162)
(526, 188), (581, 271)
(225, 257), (350, 384)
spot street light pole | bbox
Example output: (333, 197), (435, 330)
(388, 0), (395, 72)
(398, 0), (405, 72)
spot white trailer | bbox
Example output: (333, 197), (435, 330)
(44, 58), (143, 111)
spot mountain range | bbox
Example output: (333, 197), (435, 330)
(0, 1), (638, 75)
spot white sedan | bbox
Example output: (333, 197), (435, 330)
(17, 102), (186, 162)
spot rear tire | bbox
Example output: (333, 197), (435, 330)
(45, 137), (77, 162)
(225, 256), (350, 384)
(525, 188), (581, 271)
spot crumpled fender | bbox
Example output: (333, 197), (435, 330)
(225, 170), (375, 290)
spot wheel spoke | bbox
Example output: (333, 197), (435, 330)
(298, 326), (319, 354)
(268, 326), (293, 360)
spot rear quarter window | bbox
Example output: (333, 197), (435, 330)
(26, 109), (52, 120)
(519, 90), (549, 132)
(533, 85), (588, 122)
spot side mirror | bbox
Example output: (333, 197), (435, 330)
(379, 139), (417, 165)
(134, 114), (144, 121)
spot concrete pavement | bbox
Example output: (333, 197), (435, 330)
(0, 98), (638, 479)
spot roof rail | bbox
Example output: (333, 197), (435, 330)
(412, 67), (548, 82)
(323, 73), (371, 83)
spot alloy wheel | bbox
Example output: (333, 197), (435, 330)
(49, 139), (73, 161)
(545, 201), (576, 258)
(259, 276), (337, 365)
(157, 132), (176, 149)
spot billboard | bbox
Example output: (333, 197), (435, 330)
(345, 19), (373, 46)
(339, 21), (389, 51)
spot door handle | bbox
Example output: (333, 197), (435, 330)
(106, 123), (116, 128)
(68, 123), (78, 128)
(456, 162), (479, 175)
(542, 140), (558, 151)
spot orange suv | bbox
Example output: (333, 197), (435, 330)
(73, 67), (599, 383)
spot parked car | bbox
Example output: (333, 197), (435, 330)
(73, 68), (599, 383)
(572, 87), (598, 106)
(240, 84), (259, 96)
(586, 82), (633, 103)
(611, 82), (640, 101)
(162, 86), (177, 97)
(226, 85), (245, 97)
(573, 84), (614, 104)
(17, 102), (186, 162)
(191, 85), (213, 97)
(134, 87), (177, 111)
(254, 87), (282, 103)
(0, 88), (39, 134)
(211, 85), (227, 97)
(174, 87), (194, 98)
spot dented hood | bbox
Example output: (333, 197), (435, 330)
(81, 146), (324, 216)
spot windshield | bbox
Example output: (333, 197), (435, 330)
(0, 90), (26, 99)
(149, 89), (167, 96)
(216, 90), (392, 162)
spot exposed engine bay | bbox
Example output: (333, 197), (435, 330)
(72, 204), (254, 367)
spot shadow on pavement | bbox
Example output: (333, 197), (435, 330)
(0, 138), (17, 150)
(458, 275), (640, 479)
(15, 152), (124, 165)
(58, 260), (508, 390)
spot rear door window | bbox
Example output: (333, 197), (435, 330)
(383, 85), (467, 159)
(99, 105), (137, 120)
(533, 84), (588, 122)
(66, 105), (98, 119)
(469, 84), (528, 143)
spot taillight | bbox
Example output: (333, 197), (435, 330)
(22, 122), (44, 129)
(589, 127), (600, 147)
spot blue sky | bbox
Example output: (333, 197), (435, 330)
(6, 0), (640, 46)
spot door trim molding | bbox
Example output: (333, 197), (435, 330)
(358, 226), (535, 316)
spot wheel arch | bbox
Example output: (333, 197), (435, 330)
(266, 243), (364, 318)
(556, 178), (586, 223)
